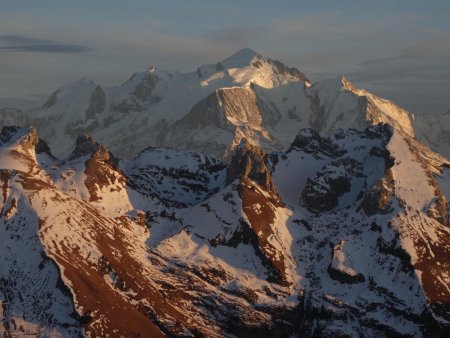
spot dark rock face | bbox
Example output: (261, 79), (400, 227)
(301, 157), (363, 212)
(85, 85), (106, 121)
(0, 126), (39, 153)
(327, 241), (365, 284)
(112, 72), (161, 114)
(365, 123), (394, 141)
(327, 264), (365, 284)
(215, 62), (224, 71)
(42, 90), (59, 109)
(267, 58), (311, 83)
(0, 126), (21, 144)
(69, 134), (113, 162)
(289, 128), (347, 158)
(35, 139), (54, 158)
(133, 72), (159, 101)
(431, 190), (449, 227)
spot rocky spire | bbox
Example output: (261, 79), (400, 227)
(226, 139), (278, 196)
(69, 134), (113, 162)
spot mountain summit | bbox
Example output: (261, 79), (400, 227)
(221, 47), (261, 68)
(15, 49), (447, 160)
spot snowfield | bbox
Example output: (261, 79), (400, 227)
(0, 49), (449, 337)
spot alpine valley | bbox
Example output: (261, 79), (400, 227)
(0, 49), (449, 337)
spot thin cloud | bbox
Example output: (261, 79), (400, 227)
(0, 35), (92, 54)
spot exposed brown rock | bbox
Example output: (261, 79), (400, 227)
(226, 139), (280, 200)
(225, 140), (290, 285)
(69, 134), (114, 162)
(237, 178), (290, 286)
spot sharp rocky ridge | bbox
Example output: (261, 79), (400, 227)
(1, 49), (450, 337)
(0, 114), (449, 336)
(3, 48), (447, 160)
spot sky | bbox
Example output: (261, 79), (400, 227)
(0, 0), (449, 114)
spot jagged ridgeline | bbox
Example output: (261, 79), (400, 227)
(1, 49), (450, 337)
(2, 48), (449, 160)
(0, 118), (449, 337)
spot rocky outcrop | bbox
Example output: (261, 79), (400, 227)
(67, 134), (123, 203)
(41, 90), (59, 109)
(0, 126), (39, 153)
(226, 139), (279, 197)
(266, 58), (310, 83)
(289, 128), (346, 158)
(225, 140), (292, 285)
(68, 134), (113, 162)
(301, 157), (363, 212)
(112, 71), (161, 114)
(132, 71), (159, 102)
(327, 240), (365, 284)
(35, 138), (54, 158)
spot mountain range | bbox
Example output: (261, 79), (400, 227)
(1, 48), (448, 160)
(0, 49), (449, 337)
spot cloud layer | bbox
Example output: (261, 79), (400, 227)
(0, 35), (92, 53)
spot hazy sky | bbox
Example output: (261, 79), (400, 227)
(1, 0), (449, 114)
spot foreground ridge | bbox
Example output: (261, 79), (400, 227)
(0, 123), (449, 337)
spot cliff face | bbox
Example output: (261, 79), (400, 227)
(226, 138), (279, 196)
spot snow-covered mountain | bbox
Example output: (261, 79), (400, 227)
(1, 122), (449, 337)
(10, 48), (445, 160)
(414, 110), (450, 160)
(1, 49), (449, 337)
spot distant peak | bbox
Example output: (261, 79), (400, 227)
(221, 48), (262, 69)
(219, 48), (310, 83)
(228, 47), (260, 59)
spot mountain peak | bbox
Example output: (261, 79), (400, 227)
(69, 134), (111, 161)
(226, 138), (279, 197)
(221, 47), (261, 69)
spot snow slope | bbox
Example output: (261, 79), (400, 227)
(1, 124), (449, 337)
(414, 110), (450, 159)
(19, 49), (447, 161)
